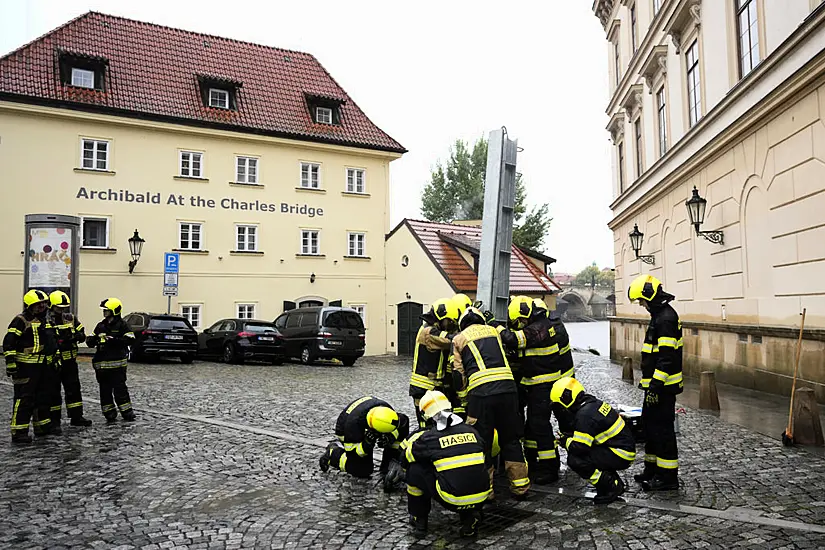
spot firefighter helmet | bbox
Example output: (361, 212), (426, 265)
(23, 290), (49, 308)
(550, 377), (585, 409)
(100, 298), (123, 316)
(531, 298), (549, 318)
(458, 306), (486, 331)
(628, 274), (662, 302)
(367, 406), (399, 433)
(430, 298), (459, 323)
(50, 290), (71, 308)
(452, 294), (473, 314)
(508, 296), (532, 324)
(419, 390), (452, 420)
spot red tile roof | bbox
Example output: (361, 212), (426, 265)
(0, 12), (405, 153)
(394, 219), (561, 293)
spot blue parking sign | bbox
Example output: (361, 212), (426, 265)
(164, 252), (179, 274)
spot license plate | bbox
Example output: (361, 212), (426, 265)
(259, 336), (274, 342)
(328, 340), (343, 346)
(165, 335), (183, 340)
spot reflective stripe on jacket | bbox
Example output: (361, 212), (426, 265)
(639, 303), (683, 394)
(452, 324), (515, 397)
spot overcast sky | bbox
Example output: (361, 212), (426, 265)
(0, 0), (614, 274)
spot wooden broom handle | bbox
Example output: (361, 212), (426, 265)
(787, 308), (807, 435)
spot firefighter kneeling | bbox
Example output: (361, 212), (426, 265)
(551, 377), (635, 505)
(402, 390), (490, 538)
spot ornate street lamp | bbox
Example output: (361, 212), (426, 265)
(128, 229), (145, 274)
(629, 224), (655, 265)
(685, 186), (724, 244)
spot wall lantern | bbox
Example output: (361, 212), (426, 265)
(685, 186), (724, 244)
(127, 229), (145, 274)
(628, 224), (655, 265)
(310, 272), (316, 283)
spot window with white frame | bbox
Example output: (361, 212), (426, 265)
(236, 156), (258, 184)
(685, 40), (702, 127)
(236, 225), (258, 252)
(301, 230), (320, 255)
(613, 41), (621, 86)
(237, 304), (256, 320)
(81, 217), (109, 248)
(208, 88), (229, 109)
(300, 162), (321, 189)
(347, 232), (366, 257)
(630, 4), (638, 54)
(617, 141), (626, 193)
(180, 151), (203, 178)
(81, 139), (109, 170)
(179, 222), (203, 250)
(180, 305), (202, 329)
(346, 168), (365, 193)
(736, 0), (760, 78)
(656, 86), (668, 157)
(350, 304), (366, 323)
(653, 0), (662, 15)
(634, 117), (643, 178)
(71, 68), (95, 89)
(315, 106), (333, 124)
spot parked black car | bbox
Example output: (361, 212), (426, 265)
(123, 312), (198, 363)
(197, 318), (285, 364)
(274, 306), (365, 366)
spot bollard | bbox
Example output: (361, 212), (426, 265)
(622, 357), (634, 382)
(699, 371), (720, 411)
(791, 388), (825, 446)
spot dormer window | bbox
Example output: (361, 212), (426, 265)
(71, 68), (95, 89)
(316, 106), (333, 124)
(209, 88), (230, 109)
(58, 50), (108, 91)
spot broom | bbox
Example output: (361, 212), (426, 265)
(781, 308), (806, 447)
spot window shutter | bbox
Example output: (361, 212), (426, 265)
(329, 300), (343, 307)
(283, 300), (296, 312)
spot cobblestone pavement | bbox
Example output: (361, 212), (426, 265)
(1, 352), (825, 549)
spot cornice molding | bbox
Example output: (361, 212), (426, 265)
(663, 0), (701, 53)
(620, 84), (645, 119)
(607, 111), (627, 144)
(640, 45), (669, 92)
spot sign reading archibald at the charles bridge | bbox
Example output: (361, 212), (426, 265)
(75, 186), (325, 218)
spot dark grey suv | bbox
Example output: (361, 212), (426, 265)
(274, 307), (365, 366)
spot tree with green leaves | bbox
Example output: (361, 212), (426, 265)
(573, 263), (615, 288)
(421, 137), (553, 251)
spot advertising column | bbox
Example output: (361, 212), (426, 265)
(24, 214), (81, 316)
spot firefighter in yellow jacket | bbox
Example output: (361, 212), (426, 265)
(49, 291), (93, 427)
(628, 274), (683, 491)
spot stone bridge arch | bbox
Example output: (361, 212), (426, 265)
(559, 289), (588, 321)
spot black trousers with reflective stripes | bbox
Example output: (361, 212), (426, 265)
(642, 390), (678, 475)
(467, 392), (525, 466)
(10, 363), (51, 435)
(55, 359), (84, 420)
(566, 446), (632, 483)
(43, 363), (63, 425)
(326, 442), (374, 478)
(406, 462), (483, 517)
(412, 398), (427, 430)
(522, 383), (560, 477)
(95, 367), (132, 420)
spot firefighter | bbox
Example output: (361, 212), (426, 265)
(551, 377), (635, 504)
(452, 294), (473, 315)
(497, 296), (574, 484)
(402, 390), (490, 538)
(628, 274), (683, 491)
(49, 291), (92, 427)
(86, 298), (136, 422)
(3, 290), (59, 443)
(319, 396), (410, 491)
(408, 299), (457, 428)
(452, 306), (530, 499)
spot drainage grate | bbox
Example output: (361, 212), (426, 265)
(477, 506), (535, 536)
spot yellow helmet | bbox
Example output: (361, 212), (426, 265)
(50, 290), (71, 308)
(452, 294), (473, 314)
(23, 289), (49, 308)
(419, 390), (452, 420)
(458, 306), (486, 331)
(367, 406), (399, 433)
(550, 377), (585, 409)
(628, 274), (662, 302)
(532, 298), (549, 317)
(100, 297), (123, 316)
(508, 296), (532, 323)
(430, 298), (459, 322)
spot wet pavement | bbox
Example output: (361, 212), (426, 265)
(2, 352), (825, 549)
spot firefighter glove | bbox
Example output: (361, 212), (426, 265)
(364, 430), (379, 447)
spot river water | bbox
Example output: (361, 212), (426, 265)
(565, 320), (610, 357)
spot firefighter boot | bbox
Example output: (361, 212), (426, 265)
(533, 459), (560, 485)
(593, 471), (625, 505)
(634, 461), (657, 483)
(11, 431), (32, 445)
(319, 451), (330, 473)
(642, 471), (679, 492)
(70, 416), (93, 427)
(409, 515), (428, 537)
(121, 410), (137, 422)
(458, 509), (481, 538)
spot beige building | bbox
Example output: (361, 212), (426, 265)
(593, 0), (825, 398)
(385, 219), (560, 355)
(0, 12), (404, 356)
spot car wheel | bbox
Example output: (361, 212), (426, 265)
(180, 354), (194, 364)
(223, 343), (237, 364)
(341, 357), (357, 367)
(300, 345), (315, 365)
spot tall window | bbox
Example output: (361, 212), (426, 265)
(614, 41), (621, 86)
(346, 168), (366, 193)
(653, 0), (662, 15)
(656, 87), (668, 157)
(618, 142), (626, 193)
(236, 157), (258, 184)
(685, 40), (702, 127)
(301, 230), (320, 255)
(347, 232), (366, 257)
(180, 305), (201, 329)
(634, 118), (643, 178)
(736, 0), (760, 78)
(180, 151), (203, 178)
(237, 304), (256, 320)
(236, 225), (258, 252)
(81, 217), (109, 248)
(630, 5), (638, 54)
(350, 304), (366, 323)
(81, 139), (109, 170)
(300, 162), (321, 189)
(179, 222), (202, 250)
